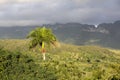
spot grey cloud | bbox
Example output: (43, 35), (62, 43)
(0, 0), (120, 26)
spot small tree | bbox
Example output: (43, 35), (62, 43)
(27, 27), (57, 60)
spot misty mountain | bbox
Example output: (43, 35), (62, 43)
(0, 20), (120, 49)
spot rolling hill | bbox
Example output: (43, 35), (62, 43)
(0, 39), (120, 80)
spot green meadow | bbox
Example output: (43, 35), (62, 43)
(0, 39), (120, 80)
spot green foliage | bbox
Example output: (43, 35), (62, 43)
(0, 49), (58, 80)
(0, 40), (120, 80)
(0, 49), (35, 80)
(27, 27), (56, 49)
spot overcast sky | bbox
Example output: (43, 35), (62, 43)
(0, 0), (120, 26)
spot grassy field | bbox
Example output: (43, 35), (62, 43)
(0, 39), (120, 80)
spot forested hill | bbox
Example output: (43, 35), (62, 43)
(0, 20), (120, 49)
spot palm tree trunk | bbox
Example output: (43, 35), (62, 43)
(42, 41), (46, 60)
(43, 53), (45, 60)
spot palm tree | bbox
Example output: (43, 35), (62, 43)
(27, 27), (57, 60)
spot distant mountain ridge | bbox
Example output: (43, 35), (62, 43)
(0, 20), (120, 49)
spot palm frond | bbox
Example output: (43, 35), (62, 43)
(27, 27), (57, 48)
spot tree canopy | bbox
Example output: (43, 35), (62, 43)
(27, 27), (57, 60)
(27, 27), (57, 49)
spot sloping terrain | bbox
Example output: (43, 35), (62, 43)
(0, 39), (120, 80)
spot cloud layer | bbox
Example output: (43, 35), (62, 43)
(0, 0), (120, 26)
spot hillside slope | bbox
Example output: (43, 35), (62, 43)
(0, 39), (120, 80)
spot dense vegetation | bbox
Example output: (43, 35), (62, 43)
(0, 39), (120, 80)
